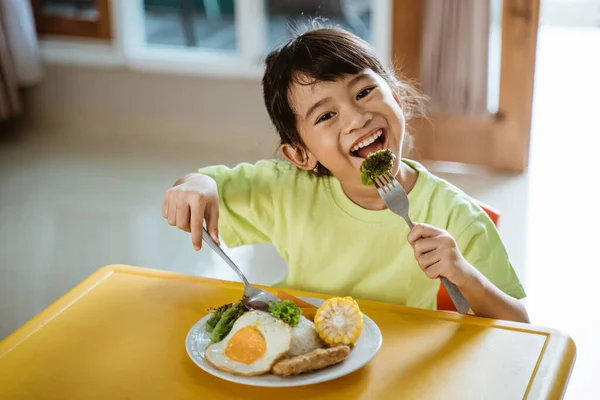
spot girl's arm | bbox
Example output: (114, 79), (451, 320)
(408, 223), (530, 323)
(459, 268), (529, 323)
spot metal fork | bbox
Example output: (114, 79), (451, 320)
(372, 173), (471, 315)
(202, 227), (279, 311)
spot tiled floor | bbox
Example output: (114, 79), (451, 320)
(1, 26), (599, 398)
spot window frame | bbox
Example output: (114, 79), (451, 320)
(31, 0), (112, 39)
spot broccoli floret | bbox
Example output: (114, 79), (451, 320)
(359, 149), (395, 185)
(268, 300), (302, 327)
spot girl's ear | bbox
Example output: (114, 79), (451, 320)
(280, 144), (318, 171)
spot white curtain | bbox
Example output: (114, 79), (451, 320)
(0, 0), (43, 121)
(420, 0), (490, 117)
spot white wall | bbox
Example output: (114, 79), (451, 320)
(20, 64), (280, 159)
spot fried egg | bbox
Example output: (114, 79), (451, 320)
(204, 310), (292, 376)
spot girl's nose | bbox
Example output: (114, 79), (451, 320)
(341, 106), (373, 136)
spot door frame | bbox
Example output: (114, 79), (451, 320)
(393, 0), (540, 172)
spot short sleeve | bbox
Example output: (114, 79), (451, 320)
(198, 160), (277, 248)
(455, 216), (527, 300)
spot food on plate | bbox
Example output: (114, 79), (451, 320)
(205, 303), (231, 333)
(202, 293), (364, 378)
(359, 149), (395, 186)
(204, 310), (292, 376)
(271, 345), (351, 376)
(275, 290), (318, 321)
(314, 297), (363, 346)
(206, 301), (246, 343)
(268, 300), (302, 327)
(287, 315), (324, 357)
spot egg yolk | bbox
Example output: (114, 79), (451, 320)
(225, 327), (266, 364)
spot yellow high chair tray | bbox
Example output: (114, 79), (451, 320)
(0, 264), (576, 399)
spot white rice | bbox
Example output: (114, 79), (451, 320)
(287, 315), (324, 357)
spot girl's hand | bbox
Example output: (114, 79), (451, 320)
(162, 173), (220, 250)
(407, 223), (475, 288)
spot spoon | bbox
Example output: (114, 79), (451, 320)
(202, 228), (279, 311)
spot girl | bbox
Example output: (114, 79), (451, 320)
(162, 26), (529, 323)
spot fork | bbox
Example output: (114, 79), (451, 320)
(202, 227), (280, 311)
(372, 172), (471, 315)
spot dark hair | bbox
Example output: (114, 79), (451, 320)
(262, 22), (426, 176)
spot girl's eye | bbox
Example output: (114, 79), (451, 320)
(316, 112), (335, 124)
(357, 87), (374, 100)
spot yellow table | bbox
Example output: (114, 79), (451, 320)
(0, 265), (576, 399)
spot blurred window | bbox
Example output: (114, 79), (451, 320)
(34, 0), (389, 78)
(143, 0), (236, 51)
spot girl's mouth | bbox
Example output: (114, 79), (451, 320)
(350, 129), (387, 158)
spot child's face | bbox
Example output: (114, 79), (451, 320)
(286, 69), (405, 185)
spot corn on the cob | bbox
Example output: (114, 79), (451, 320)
(314, 297), (363, 346)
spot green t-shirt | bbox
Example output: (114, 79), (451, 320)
(198, 159), (526, 310)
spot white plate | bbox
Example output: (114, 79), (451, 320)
(185, 297), (382, 387)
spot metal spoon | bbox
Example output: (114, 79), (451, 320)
(202, 228), (279, 311)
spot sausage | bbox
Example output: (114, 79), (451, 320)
(271, 345), (351, 376)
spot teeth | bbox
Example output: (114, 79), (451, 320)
(351, 129), (383, 152)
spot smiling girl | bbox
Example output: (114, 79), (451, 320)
(162, 26), (529, 323)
